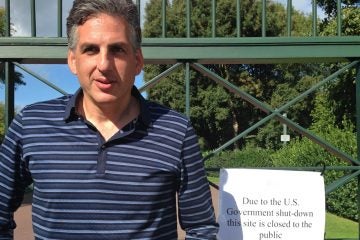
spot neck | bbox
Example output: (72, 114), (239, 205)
(77, 93), (140, 140)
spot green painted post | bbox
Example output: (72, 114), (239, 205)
(4, 0), (13, 130)
(5, 0), (10, 37)
(312, 0), (317, 36)
(356, 62), (360, 239)
(186, 0), (191, 38)
(185, 62), (190, 117)
(236, 0), (241, 37)
(136, 0), (140, 16)
(31, 0), (36, 37)
(358, 174), (360, 240)
(337, 0), (342, 36)
(287, 0), (292, 37)
(162, 0), (166, 38)
(212, 0), (216, 37)
(58, 0), (62, 37)
(4, 62), (14, 130)
(262, 0), (266, 37)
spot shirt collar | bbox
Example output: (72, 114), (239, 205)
(64, 86), (151, 126)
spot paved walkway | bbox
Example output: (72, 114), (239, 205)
(14, 186), (219, 240)
(14, 193), (33, 240)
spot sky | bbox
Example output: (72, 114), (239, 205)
(0, 0), (324, 109)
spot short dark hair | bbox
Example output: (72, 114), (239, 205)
(66, 0), (141, 50)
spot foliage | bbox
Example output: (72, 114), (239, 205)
(0, 7), (25, 88)
(143, 0), (317, 150)
(204, 147), (274, 177)
(142, 0), (360, 224)
(317, 7), (360, 128)
(317, 0), (359, 19)
(0, 7), (5, 37)
(320, 7), (360, 36)
(255, 67), (324, 149)
(271, 91), (358, 221)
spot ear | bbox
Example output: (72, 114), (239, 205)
(135, 49), (144, 75)
(67, 49), (77, 75)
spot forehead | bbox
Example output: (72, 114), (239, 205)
(76, 14), (131, 42)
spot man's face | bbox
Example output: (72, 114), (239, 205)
(67, 13), (143, 106)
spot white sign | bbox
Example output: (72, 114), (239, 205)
(218, 169), (325, 240)
(280, 134), (290, 142)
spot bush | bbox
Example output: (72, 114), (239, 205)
(270, 123), (358, 221)
(204, 121), (358, 221)
(204, 147), (274, 178)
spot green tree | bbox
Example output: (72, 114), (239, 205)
(0, 7), (25, 87)
(317, 7), (360, 127)
(270, 7), (360, 220)
(143, 0), (319, 150)
(0, 7), (5, 36)
(272, 90), (358, 220)
(317, 0), (359, 19)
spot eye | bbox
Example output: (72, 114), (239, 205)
(110, 45), (126, 54)
(82, 45), (99, 55)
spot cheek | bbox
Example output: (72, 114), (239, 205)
(76, 60), (96, 76)
(114, 60), (133, 74)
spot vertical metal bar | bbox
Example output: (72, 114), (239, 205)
(287, 0), (292, 36)
(4, 0), (13, 130)
(236, 0), (241, 37)
(358, 175), (360, 240)
(185, 63), (190, 117)
(356, 63), (360, 170)
(5, 0), (10, 36)
(211, 0), (216, 37)
(31, 0), (36, 37)
(57, 0), (63, 37)
(312, 0), (317, 36)
(136, 0), (140, 17)
(186, 0), (191, 37)
(162, 0), (166, 38)
(356, 62), (360, 239)
(261, 0), (266, 37)
(337, 0), (342, 36)
(4, 62), (15, 130)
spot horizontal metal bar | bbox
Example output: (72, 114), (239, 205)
(0, 37), (359, 64)
(206, 166), (360, 171)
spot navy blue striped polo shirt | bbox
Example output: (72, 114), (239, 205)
(0, 87), (218, 239)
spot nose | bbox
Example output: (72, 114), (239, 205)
(97, 50), (112, 72)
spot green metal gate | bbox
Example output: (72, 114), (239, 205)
(1, 0), (360, 239)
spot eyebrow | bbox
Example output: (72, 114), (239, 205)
(79, 42), (128, 51)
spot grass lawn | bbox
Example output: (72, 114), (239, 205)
(325, 212), (358, 239)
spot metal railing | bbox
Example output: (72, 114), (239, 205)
(1, 1), (360, 239)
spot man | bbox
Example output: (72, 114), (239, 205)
(0, 0), (218, 239)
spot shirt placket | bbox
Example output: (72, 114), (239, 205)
(94, 119), (137, 176)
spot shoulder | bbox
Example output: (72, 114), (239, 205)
(21, 95), (72, 113)
(18, 95), (73, 121)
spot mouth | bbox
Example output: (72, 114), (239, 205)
(94, 77), (115, 90)
(95, 76), (114, 84)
